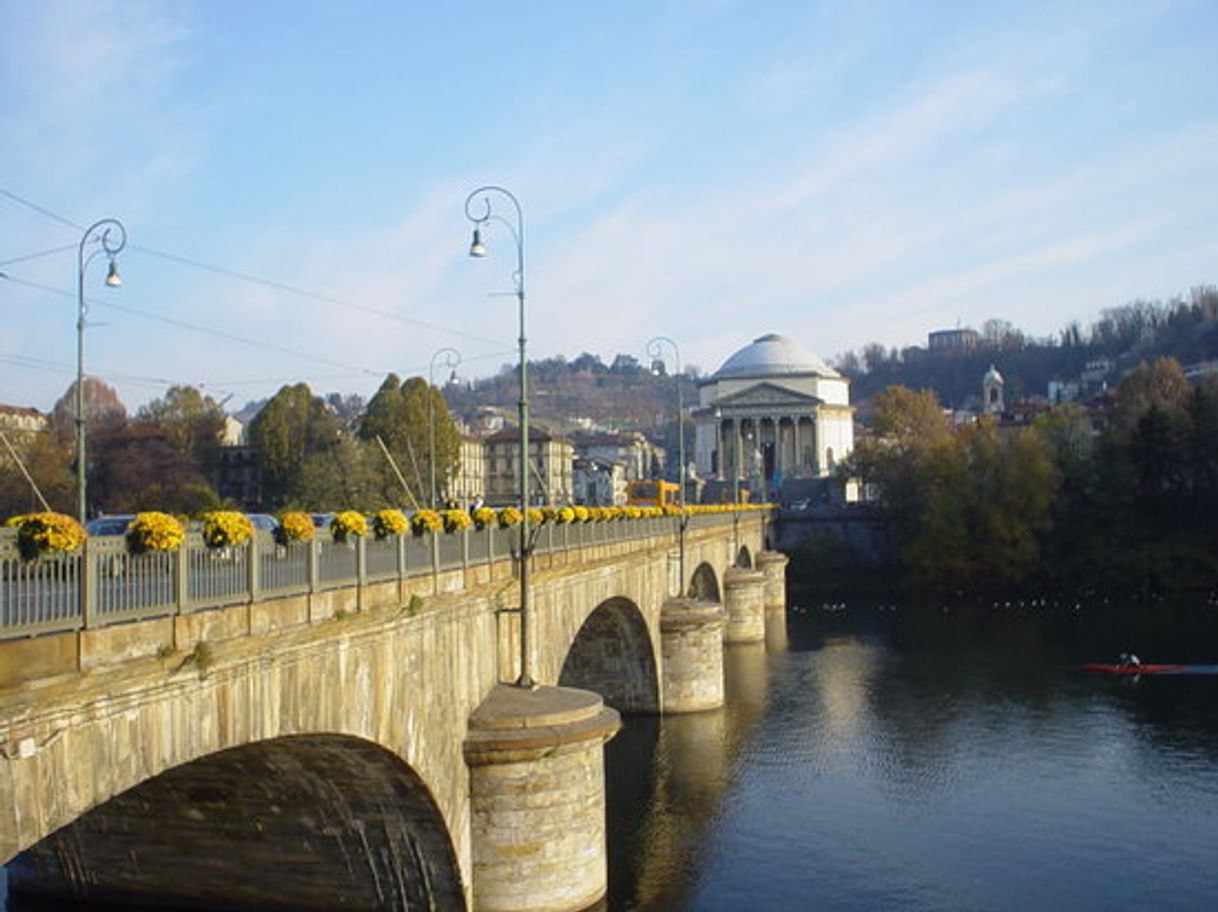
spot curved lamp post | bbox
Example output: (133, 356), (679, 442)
(647, 335), (687, 592)
(465, 185), (533, 688)
(646, 336), (685, 508)
(76, 218), (126, 524)
(428, 347), (461, 509)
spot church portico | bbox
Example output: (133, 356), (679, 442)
(694, 334), (853, 501)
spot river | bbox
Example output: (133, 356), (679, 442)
(602, 589), (1218, 911)
(6, 590), (1218, 910)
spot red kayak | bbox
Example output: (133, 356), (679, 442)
(1081, 663), (1189, 675)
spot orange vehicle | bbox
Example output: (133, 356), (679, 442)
(626, 479), (680, 508)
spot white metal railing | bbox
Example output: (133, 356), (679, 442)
(0, 513), (748, 641)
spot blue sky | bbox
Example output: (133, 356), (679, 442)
(2, 0), (1216, 413)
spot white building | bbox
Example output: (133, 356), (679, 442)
(694, 333), (853, 500)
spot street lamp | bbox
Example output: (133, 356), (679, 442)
(428, 347), (461, 509)
(646, 336), (685, 508)
(76, 218), (126, 524)
(648, 335), (687, 593)
(465, 185), (533, 689)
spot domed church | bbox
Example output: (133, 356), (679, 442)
(693, 333), (853, 501)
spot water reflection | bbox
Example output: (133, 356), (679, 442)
(607, 592), (1218, 911)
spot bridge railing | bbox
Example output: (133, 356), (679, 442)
(0, 513), (750, 641)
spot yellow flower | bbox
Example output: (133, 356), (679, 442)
(497, 507), (522, 528)
(556, 506), (576, 524)
(573, 506), (590, 523)
(409, 509), (441, 536)
(472, 506), (496, 530)
(127, 512), (185, 554)
(374, 508), (410, 539)
(331, 510), (368, 542)
(442, 509), (471, 533)
(14, 512), (85, 560)
(200, 511), (254, 548)
(277, 511), (314, 543)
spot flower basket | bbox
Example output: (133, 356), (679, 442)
(12, 512), (85, 561)
(572, 506), (590, 523)
(442, 509), (471, 533)
(371, 509), (409, 539)
(526, 507), (544, 527)
(472, 506), (496, 530)
(497, 506), (522, 528)
(409, 509), (441, 537)
(277, 511), (314, 544)
(126, 512), (185, 554)
(330, 510), (367, 543)
(556, 506), (576, 524)
(201, 511), (254, 549)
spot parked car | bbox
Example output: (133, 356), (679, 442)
(245, 514), (278, 533)
(85, 515), (135, 536)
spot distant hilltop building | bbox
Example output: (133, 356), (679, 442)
(694, 333), (853, 502)
(0, 404), (48, 436)
(983, 364), (1005, 415)
(928, 327), (980, 353)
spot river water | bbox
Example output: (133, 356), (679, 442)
(6, 591), (1218, 910)
(603, 590), (1218, 911)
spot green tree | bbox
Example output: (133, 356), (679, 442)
(291, 436), (386, 511)
(358, 373), (462, 507)
(248, 383), (342, 508)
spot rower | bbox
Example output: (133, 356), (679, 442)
(1119, 652), (1142, 667)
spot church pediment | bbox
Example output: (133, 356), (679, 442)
(712, 382), (822, 408)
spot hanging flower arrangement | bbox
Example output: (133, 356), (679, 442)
(497, 506), (522, 528)
(572, 506), (590, 523)
(200, 511), (254, 549)
(277, 511), (314, 544)
(555, 506), (576, 524)
(442, 509), (471, 533)
(330, 510), (368, 543)
(127, 512), (185, 554)
(472, 506), (496, 530)
(370, 508), (409, 539)
(409, 509), (441, 537)
(11, 512), (85, 561)
(526, 507), (544, 526)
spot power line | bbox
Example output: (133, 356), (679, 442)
(0, 245), (75, 268)
(1, 185), (508, 348)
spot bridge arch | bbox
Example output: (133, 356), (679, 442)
(735, 544), (754, 568)
(558, 597), (659, 713)
(689, 561), (721, 602)
(9, 735), (465, 911)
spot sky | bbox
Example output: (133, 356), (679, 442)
(1, 0), (1216, 414)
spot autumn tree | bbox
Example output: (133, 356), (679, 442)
(0, 430), (75, 517)
(137, 385), (226, 475)
(49, 377), (127, 440)
(89, 425), (221, 515)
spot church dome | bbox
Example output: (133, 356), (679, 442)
(712, 333), (839, 380)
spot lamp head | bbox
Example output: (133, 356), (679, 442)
(104, 259), (122, 288)
(469, 227), (487, 258)
(650, 358), (666, 377)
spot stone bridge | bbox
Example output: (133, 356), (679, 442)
(0, 514), (788, 911)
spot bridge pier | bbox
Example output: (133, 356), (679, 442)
(722, 567), (766, 644)
(659, 598), (727, 712)
(755, 550), (789, 610)
(464, 684), (620, 912)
